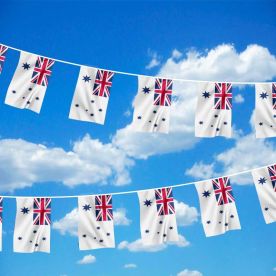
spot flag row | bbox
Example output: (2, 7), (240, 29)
(0, 45), (276, 138)
(0, 164), (275, 253)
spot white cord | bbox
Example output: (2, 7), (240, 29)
(0, 163), (271, 198)
(1, 43), (273, 85)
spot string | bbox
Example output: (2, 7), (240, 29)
(1, 42), (273, 85)
(0, 162), (272, 199)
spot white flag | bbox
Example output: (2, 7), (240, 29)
(255, 83), (276, 138)
(69, 67), (114, 125)
(14, 198), (51, 253)
(132, 76), (173, 133)
(251, 165), (276, 224)
(195, 82), (232, 137)
(0, 45), (8, 74)
(0, 197), (3, 251)
(195, 177), (241, 237)
(78, 195), (115, 250)
(5, 52), (54, 113)
(138, 188), (178, 245)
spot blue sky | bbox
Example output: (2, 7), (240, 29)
(0, 1), (276, 275)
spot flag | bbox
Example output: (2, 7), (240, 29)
(195, 82), (232, 137)
(14, 197), (51, 253)
(78, 195), (115, 250)
(251, 165), (276, 224)
(0, 197), (3, 251)
(132, 76), (173, 133)
(195, 177), (241, 237)
(0, 45), (8, 74)
(138, 187), (178, 245)
(255, 83), (276, 138)
(5, 52), (55, 113)
(69, 67), (114, 125)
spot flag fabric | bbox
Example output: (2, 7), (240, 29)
(138, 187), (178, 245)
(195, 82), (232, 137)
(78, 195), (115, 250)
(132, 76), (173, 133)
(195, 177), (241, 237)
(69, 66), (114, 125)
(255, 83), (276, 138)
(5, 52), (54, 113)
(13, 197), (51, 253)
(251, 165), (276, 224)
(0, 45), (8, 74)
(0, 197), (3, 251)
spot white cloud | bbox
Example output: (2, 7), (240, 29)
(124, 264), (137, 269)
(0, 134), (134, 192)
(185, 132), (276, 185)
(113, 208), (132, 226)
(172, 49), (182, 59)
(177, 269), (203, 276)
(53, 208), (78, 236)
(273, 267), (276, 271)
(175, 200), (199, 226)
(185, 162), (215, 180)
(113, 44), (276, 159)
(77, 254), (96, 265)
(53, 207), (131, 236)
(146, 50), (161, 69)
(117, 234), (189, 252)
(234, 94), (245, 103)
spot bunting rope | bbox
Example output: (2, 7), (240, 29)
(0, 162), (274, 199)
(1, 42), (273, 85)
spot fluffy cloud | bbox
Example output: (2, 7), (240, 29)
(113, 44), (276, 159)
(146, 49), (161, 69)
(77, 255), (96, 265)
(113, 208), (132, 226)
(177, 269), (203, 276)
(185, 132), (276, 185)
(175, 200), (199, 226)
(117, 234), (190, 252)
(0, 134), (134, 192)
(234, 94), (245, 103)
(53, 207), (131, 236)
(124, 264), (137, 269)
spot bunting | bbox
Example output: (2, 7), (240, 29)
(0, 164), (272, 253)
(0, 43), (275, 138)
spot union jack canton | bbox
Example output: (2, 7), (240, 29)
(31, 57), (55, 86)
(272, 83), (276, 110)
(154, 78), (173, 106)
(33, 198), (51, 225)
(155, 188), (175, 216)
(92, 70), (114, 97)
(268, 165), (276, 192)
(214, 82), (232, 110)
(212, 177), (235, 205)
(0, 45), (8, 73)
(95, 195), (113, 221)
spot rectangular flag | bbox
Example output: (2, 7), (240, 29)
(0, 45), (8, 74)
(255, 83), (276, 138)
(69, 66), (114, 125)
(78, 195), (115, 250)
(138, 187), (178, 245)
(195, 82), (232, 137)
(0, 197), (3, 251)
(251, 165), (276, 224)
(195, 177), (241, 237)
(132, 76), (173, 133)
(5, 51), (54, 113)
(14, 197), (51, 253)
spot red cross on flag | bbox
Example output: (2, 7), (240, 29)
(5, 52), (54, 113)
